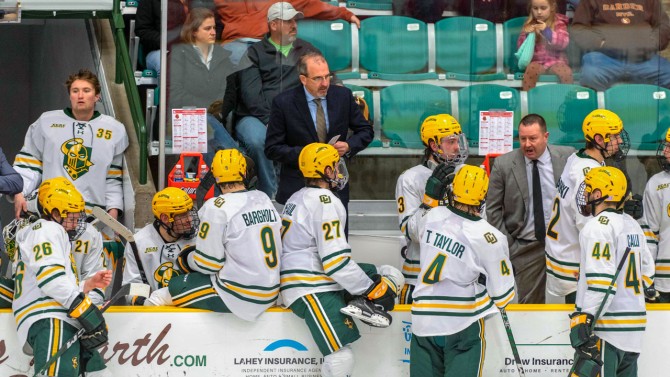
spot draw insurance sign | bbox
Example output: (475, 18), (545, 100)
(478, 111), (514, 155)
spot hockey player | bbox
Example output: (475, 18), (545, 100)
(406, 164), (515, 377)
(280, 142), (404, 377)
(144, 149), (282, 322)
(569, 166), (654, 377)
(122, 187), (198, 304)
(12, 69), (129, 223)
(395, 114), (468, 304)
(640, 127), (670, 302)
(13, 177), (110, 376)
(545, 109), (629, 303)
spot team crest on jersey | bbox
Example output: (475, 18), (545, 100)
(61, 138), (94, 180)
(484, 232), (497, 244)
(344, 318), (354, 329)
(72, 356), (79, 369)
(319, 195), (331, 204)
(598, 216), (609, 225)
(154, 261), (180, 287)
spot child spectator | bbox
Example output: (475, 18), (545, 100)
(517, 0), (573, 90)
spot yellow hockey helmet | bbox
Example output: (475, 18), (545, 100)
(211, 149), (247, 184)
(450, 165), (488, 206)
(420, 114), (463, 146)
(657, 127), (670, 172)
(152, 187), (194, 222)
(583, 166), (628, 203)
(299, 143), (340, 179)
(38, 177), (84, 217)
(582, 109), (624, 143)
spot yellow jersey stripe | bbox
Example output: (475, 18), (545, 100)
(15, 157), (42, 166)
(402, 266), (421, 273)
(37, 266), (65, 281)
(495, 291), (516, 308)
(224, 283), (278, 299)
(281, 275), (333, 283)
(546, 259), (579, 275)
(194, 254), (223, 270)
(0, 286), (13, 300)
(323, 256), (346, 271)
(596, 319), (647, 325)
(413, 296), (491, 310)
(15, 301), (61, 325)
(49, 318), (61, 376)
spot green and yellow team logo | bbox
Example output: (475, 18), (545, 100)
(61, 138), (94, 180)
(154, 261), (180, 288)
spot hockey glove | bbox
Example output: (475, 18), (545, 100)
(176, 245), (197, 273)
(569, 312), (602, 364)
(623, 194), (643, 220)
(68, 293), (108, 350)
(644, 282), (660, 303)
(422, 163), (455, 208)
(363, 274), (398, 312)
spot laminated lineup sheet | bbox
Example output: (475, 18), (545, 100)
(172, 108), (208, 153)
(479, 111), (514, 155)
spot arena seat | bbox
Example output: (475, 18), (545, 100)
(380, 83), (451, 148)
(605, 84), (670, 150)
(527, 84), (597, 148)
(435, 17), (504, 81)
(297, 19), (358, 79)
(360, 16), (437, 81)
(457, 84), (520, 148)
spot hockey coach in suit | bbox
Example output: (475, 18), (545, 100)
(486, 114), (574, 304)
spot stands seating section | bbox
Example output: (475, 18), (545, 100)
(124, 5), (667, 155)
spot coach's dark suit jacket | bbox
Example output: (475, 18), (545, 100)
(265, 85), (373, 205)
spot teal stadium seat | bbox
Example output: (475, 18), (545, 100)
(435, 17), (505, 81)
(345, 84), (381, 146)
(297, 19), (358, 79)
(346, 0), (392, 10)
(381, 84), (451, 148)
(457, 84), (520, 148)
(360, 16), (438, 81)
(605, 84), (670, 150)
(527, 84), (597, 148)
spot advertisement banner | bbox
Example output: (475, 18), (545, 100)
(1, 305), (668, 376)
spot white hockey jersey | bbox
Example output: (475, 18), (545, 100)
(122, 223), (194, 291)
(12, 219), (81, 348)
(71, 223), (106, 305)
(280, 187), (374, 307)
(407, 206), (515, 336)
(188, 190), (282, 321)
(545, 150), (603, 296)
(576, 210), (654, 353)
(396, 163), (433, 286)
(13, 109), (129, 213)
(640, 171), (670, 292)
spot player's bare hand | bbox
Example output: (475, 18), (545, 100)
(14, 193), (27, 219)
(333, 141), (350, 156)
(84, 270), (113, 293)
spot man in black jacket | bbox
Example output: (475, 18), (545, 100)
(135, 0), (188, 76)
(234, 2), (318, 198)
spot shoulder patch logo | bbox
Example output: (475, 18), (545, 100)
(484, 232), (497, 244)
(582, 167), (591, 176)
(32, 223), (42, 230)
(61, 138), (94, 180)
(598, 216), (609, 225)
(214, 197), (225, 207)
(319, 195), (331, 204)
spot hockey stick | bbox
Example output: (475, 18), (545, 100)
(592, 247), (632, 330)
(500, 307), (526, 377)
(92, 207), (148, 286)
(34, 283), (150, 377)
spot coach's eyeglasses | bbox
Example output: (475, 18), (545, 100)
(305, 74), (333, 84)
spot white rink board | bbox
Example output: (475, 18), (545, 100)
(1, 306), (669, 376)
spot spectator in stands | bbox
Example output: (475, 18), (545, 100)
(392, 0), (450, 23)
(213, 0), (360, 66)
(486, 114), (574, 304)
(265, 51), (372, 217)
(517, 0), (573, 90)
(169, 8), (238, 157)
(455, 0), (540, 23)
(236, 2), (319, 197)
(135, 0), (189, 77)
(13, 69), (128, 222)
(571, 0), (670, 90)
